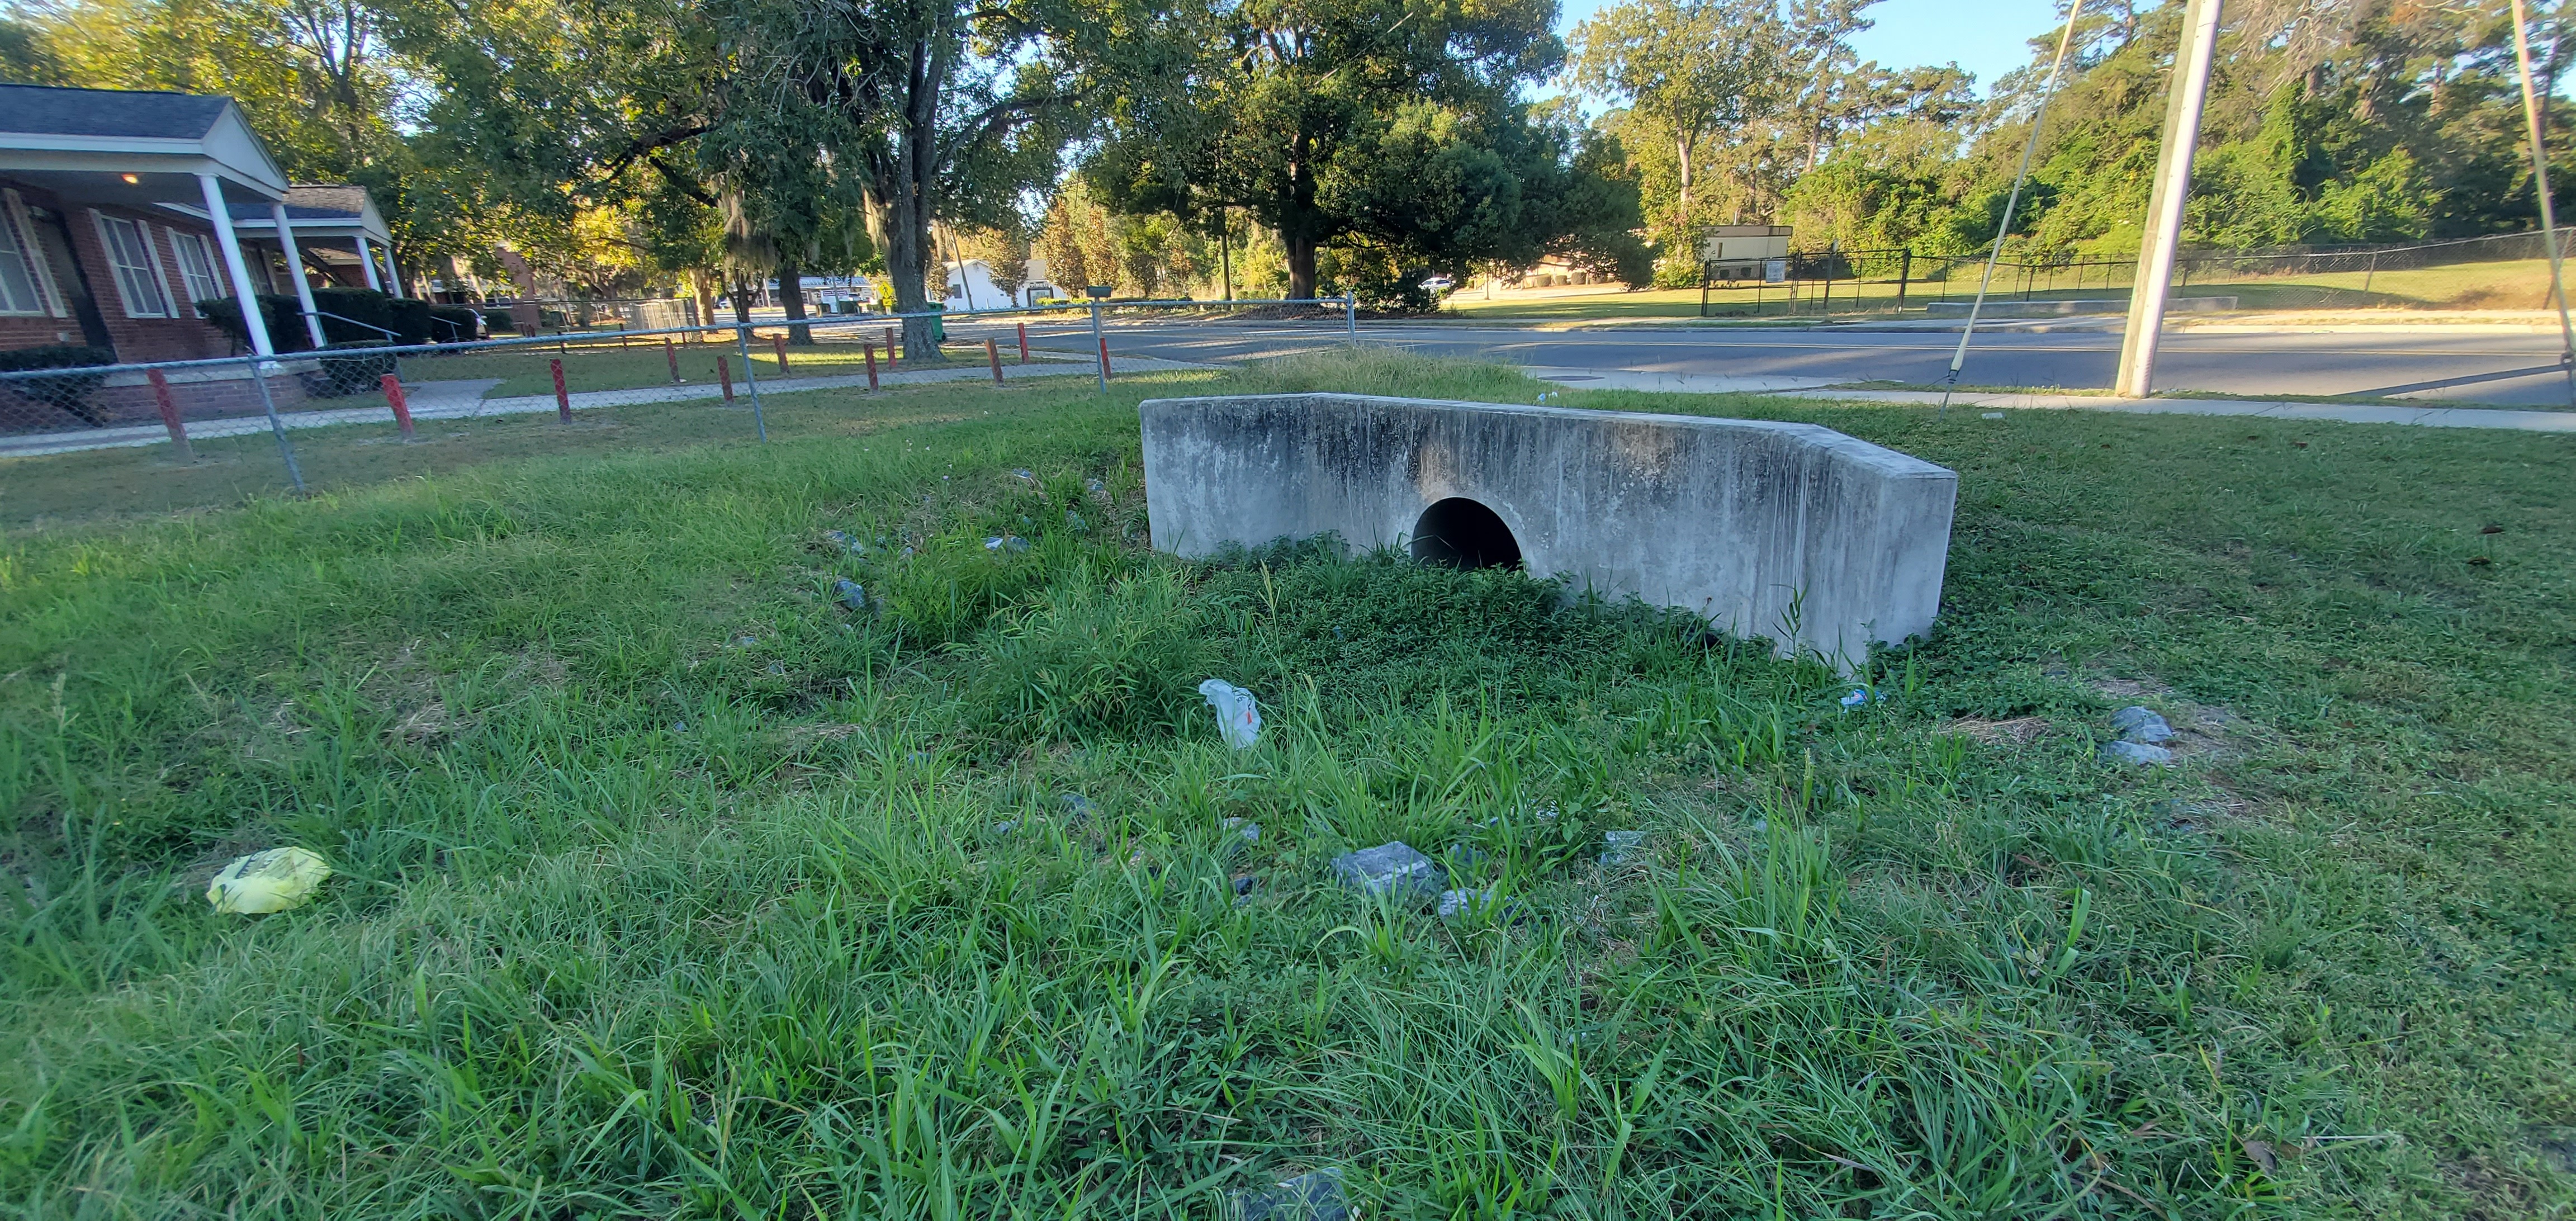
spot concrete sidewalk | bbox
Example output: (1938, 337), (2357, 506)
(0, 351), (1213, 460)
(1521, 366), (2576, 432)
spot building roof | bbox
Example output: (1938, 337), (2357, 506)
(0, 84), (287, 200)
(0, 86), (233, 141)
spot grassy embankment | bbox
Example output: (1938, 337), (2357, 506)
(2, 351), (2570, 1218)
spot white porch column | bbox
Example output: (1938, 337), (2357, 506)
(273, 202), (328, 348)
(198, 173), (274, 358)
(382, 247), (404, 299)
(354, 233), (383, 291)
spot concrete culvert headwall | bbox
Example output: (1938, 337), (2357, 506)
(1138, 393), (1958, 666)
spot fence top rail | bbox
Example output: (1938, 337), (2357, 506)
(0, 297), (1376, 382)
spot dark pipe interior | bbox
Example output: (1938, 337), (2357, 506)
(1410, 498), (1523, 570)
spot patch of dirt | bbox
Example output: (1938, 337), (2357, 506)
(391, 699), (465, 745)
(2088, 673), (2248, 761)
(1943, 716), (2051, 744)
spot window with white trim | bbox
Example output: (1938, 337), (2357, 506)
(0, 202), (46, 316)
(95, 212), (175, 318)
(169, 229), (222, 316)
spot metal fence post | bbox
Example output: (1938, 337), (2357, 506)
(1345, 290), (1357, 339)
(246, 356), (306, 494)
(735, 326), (769, 442)
(1091, 301), (1107, 391)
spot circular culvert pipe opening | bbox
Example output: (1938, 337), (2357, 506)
(1410, 498), (1523, 570)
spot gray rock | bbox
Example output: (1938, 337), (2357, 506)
(1233, 874), (1259, 898)
(1237, 1169), (1347, 1221)
(2109, 706), (2175, 743)
(1223, 817), (1260, 844)
(1599, 830), (1646, 867)
(832, 578), (868, 612)
(823, 529), (865, 555)
(1058, 793), (1098, 822)
(1065, 510), (1088, 533)
(1332, 842), (1439, 901)
(990, 820), (1019, 836)
(1437, 888), (1524, 924)
(1445, 844), (1489, 876)
(983, 535), (1030, 553)
(2103, 740), (2173, 766)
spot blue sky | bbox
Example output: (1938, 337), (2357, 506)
(1554, 0), (2066, 94)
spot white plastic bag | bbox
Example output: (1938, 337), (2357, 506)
(205, 846), (333, 914)
(1197, 679), (1262, 750)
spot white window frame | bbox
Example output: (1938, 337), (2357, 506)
(92, 210), (177, 319)
(0, 191), (51, 316)
(8, 191), (68, 318)
(168, 228), (223, 318)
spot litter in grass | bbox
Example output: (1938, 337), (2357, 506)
(1198, 679), (1262, 749)
(2104, 740), (2173, 766)
(1839, 685), (1881, 708)
(205, 847), (333, 914)
(2110, 705), (2175, 742)
(1600, 829), (1646, 867)
(1236, 1168), (1348, 1221)
(984, 535), (1029, 553)
(1333, 842), (1439, 901)
(1982, 411), (2006, 419)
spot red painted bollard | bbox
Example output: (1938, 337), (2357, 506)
(146, 368), (193, 461)
(884, 326), (897, 367)
(1017, 321), (1029, 363)
(550, 358), (570, 422)
(864, 343), (880, 391)
(378, 373), (414, 441)
(773, 333), (789, 373)
(718, 356), (736, 403)
(664, 337), (680, 383)
(1096, 335), (1112, 384)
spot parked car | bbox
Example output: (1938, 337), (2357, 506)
(1419, 275), (1456, 292)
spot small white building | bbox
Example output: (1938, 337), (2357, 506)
(942, 260), (1013, 312)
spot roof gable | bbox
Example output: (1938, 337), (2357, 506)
(0, 86), (231, 140)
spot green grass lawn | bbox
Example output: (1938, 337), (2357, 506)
(2, 351), (2571, 1217)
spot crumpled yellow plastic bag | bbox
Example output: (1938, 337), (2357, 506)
(205, 847), (333, 914)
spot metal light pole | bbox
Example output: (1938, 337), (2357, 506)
(2114, 0), (2224, 399)
(1940, 1), (2086, 410)
(2510, 0), (2576, 408)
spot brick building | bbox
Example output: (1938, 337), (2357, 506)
(0, 84), (399, 365)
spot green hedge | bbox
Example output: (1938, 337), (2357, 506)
(427, 305), (482, 343)
(0, 343), (116, 426)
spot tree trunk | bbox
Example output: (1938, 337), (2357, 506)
(730, 281), (752, 326)
(778, 259), (813, 344)
(1286, 233), (1318, 301)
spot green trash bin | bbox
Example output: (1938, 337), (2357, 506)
(928, 304), (946, 343)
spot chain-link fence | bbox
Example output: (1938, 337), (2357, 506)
(0, 298), (1369, 526)
(1698, 230), (2576, 317)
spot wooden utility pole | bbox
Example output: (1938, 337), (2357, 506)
(2115, 0), (2224, 399)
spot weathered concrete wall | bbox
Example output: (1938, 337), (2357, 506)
(1139, 393), (1958, 664)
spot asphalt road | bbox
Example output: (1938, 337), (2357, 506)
(989, 318), (2576, 406)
